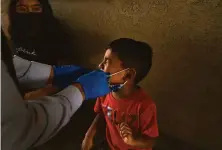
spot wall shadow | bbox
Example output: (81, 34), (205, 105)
(57, 20), (110, 68)
(154, 132), (207, 150)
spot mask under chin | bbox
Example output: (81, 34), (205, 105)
(109, 81), (127, 92)
(109, 84), (121, 92)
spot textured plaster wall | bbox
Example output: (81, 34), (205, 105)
(50, 0), (222, 149)
(2, 0), (222, 149)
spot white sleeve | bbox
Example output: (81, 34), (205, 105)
(1, 61), (83, 150)
(13, 55), (51, 90)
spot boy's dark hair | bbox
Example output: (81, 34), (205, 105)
(107, 38), (153, 84)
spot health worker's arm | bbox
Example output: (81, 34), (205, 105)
(24, 85), (58, 100)
(13, 56), (90, 91)
(13, 55), (53, 90)
(2, 61), (84, 150)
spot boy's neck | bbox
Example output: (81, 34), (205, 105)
(112, 84), (137, 100)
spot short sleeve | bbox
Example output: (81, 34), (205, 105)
(94, 97), (102, 113)
(140, 103), (159, 138)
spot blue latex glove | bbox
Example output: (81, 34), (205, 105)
(76, 70), (111, 100)
(52, 65), (92, 88)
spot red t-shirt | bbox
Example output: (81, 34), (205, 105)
(94, 88), (159, 150)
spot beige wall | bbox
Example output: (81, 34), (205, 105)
(51, 0), (222, 149)
(2, 0), (222, 149)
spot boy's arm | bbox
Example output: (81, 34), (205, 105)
(130, 135), (156, 148)
(85, 97), (106, 138)
(82, 114), (104, 150)
(82, 98), (106, 149)
(135, 103), (159, 148)
(119, 103), (158, 149)
(85, 114), (103, 138)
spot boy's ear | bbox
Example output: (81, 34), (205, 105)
(123, 68), (136, 81)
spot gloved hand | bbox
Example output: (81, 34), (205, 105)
(52, 65), (92, 88)
(76, 70), (111, 100)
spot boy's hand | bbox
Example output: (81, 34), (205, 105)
(82, 136), (94, 150)
(119, 122), (157, 149)
(119, 122), (135, 146)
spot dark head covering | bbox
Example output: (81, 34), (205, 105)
(8, 0), (74, 65)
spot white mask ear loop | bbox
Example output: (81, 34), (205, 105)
(108, 68), (130, 78)
(108, 68), (129, 90)
(122, 80), (128, 86)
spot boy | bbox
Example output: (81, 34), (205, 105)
(82, 38), (158, 150)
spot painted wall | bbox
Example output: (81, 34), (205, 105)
(50, 0), (222, 149)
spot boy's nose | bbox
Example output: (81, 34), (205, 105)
(98, 63), (103, 70)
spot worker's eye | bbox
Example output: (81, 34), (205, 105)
(16, 5), (29, 13)
(31, 5), (42, 13)
(16, 4), (43, 13)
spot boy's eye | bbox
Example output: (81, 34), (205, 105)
(102, 58), (108, 63)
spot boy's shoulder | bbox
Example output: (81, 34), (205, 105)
(134, 87), (156, 109)
(96, 88), (156, 108)
(96, 93), (110, 102)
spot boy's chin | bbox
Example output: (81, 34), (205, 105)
(111, 88), (121, 93)
(100, 69), (108, 73)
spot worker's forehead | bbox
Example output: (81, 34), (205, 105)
(17, 0), (40, 5)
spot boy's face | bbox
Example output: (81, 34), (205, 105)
(99, 49), (126, 85)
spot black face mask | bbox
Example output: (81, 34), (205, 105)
(11, 13), (44, 42)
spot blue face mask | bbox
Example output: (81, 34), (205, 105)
(107, 68), (129, 92)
